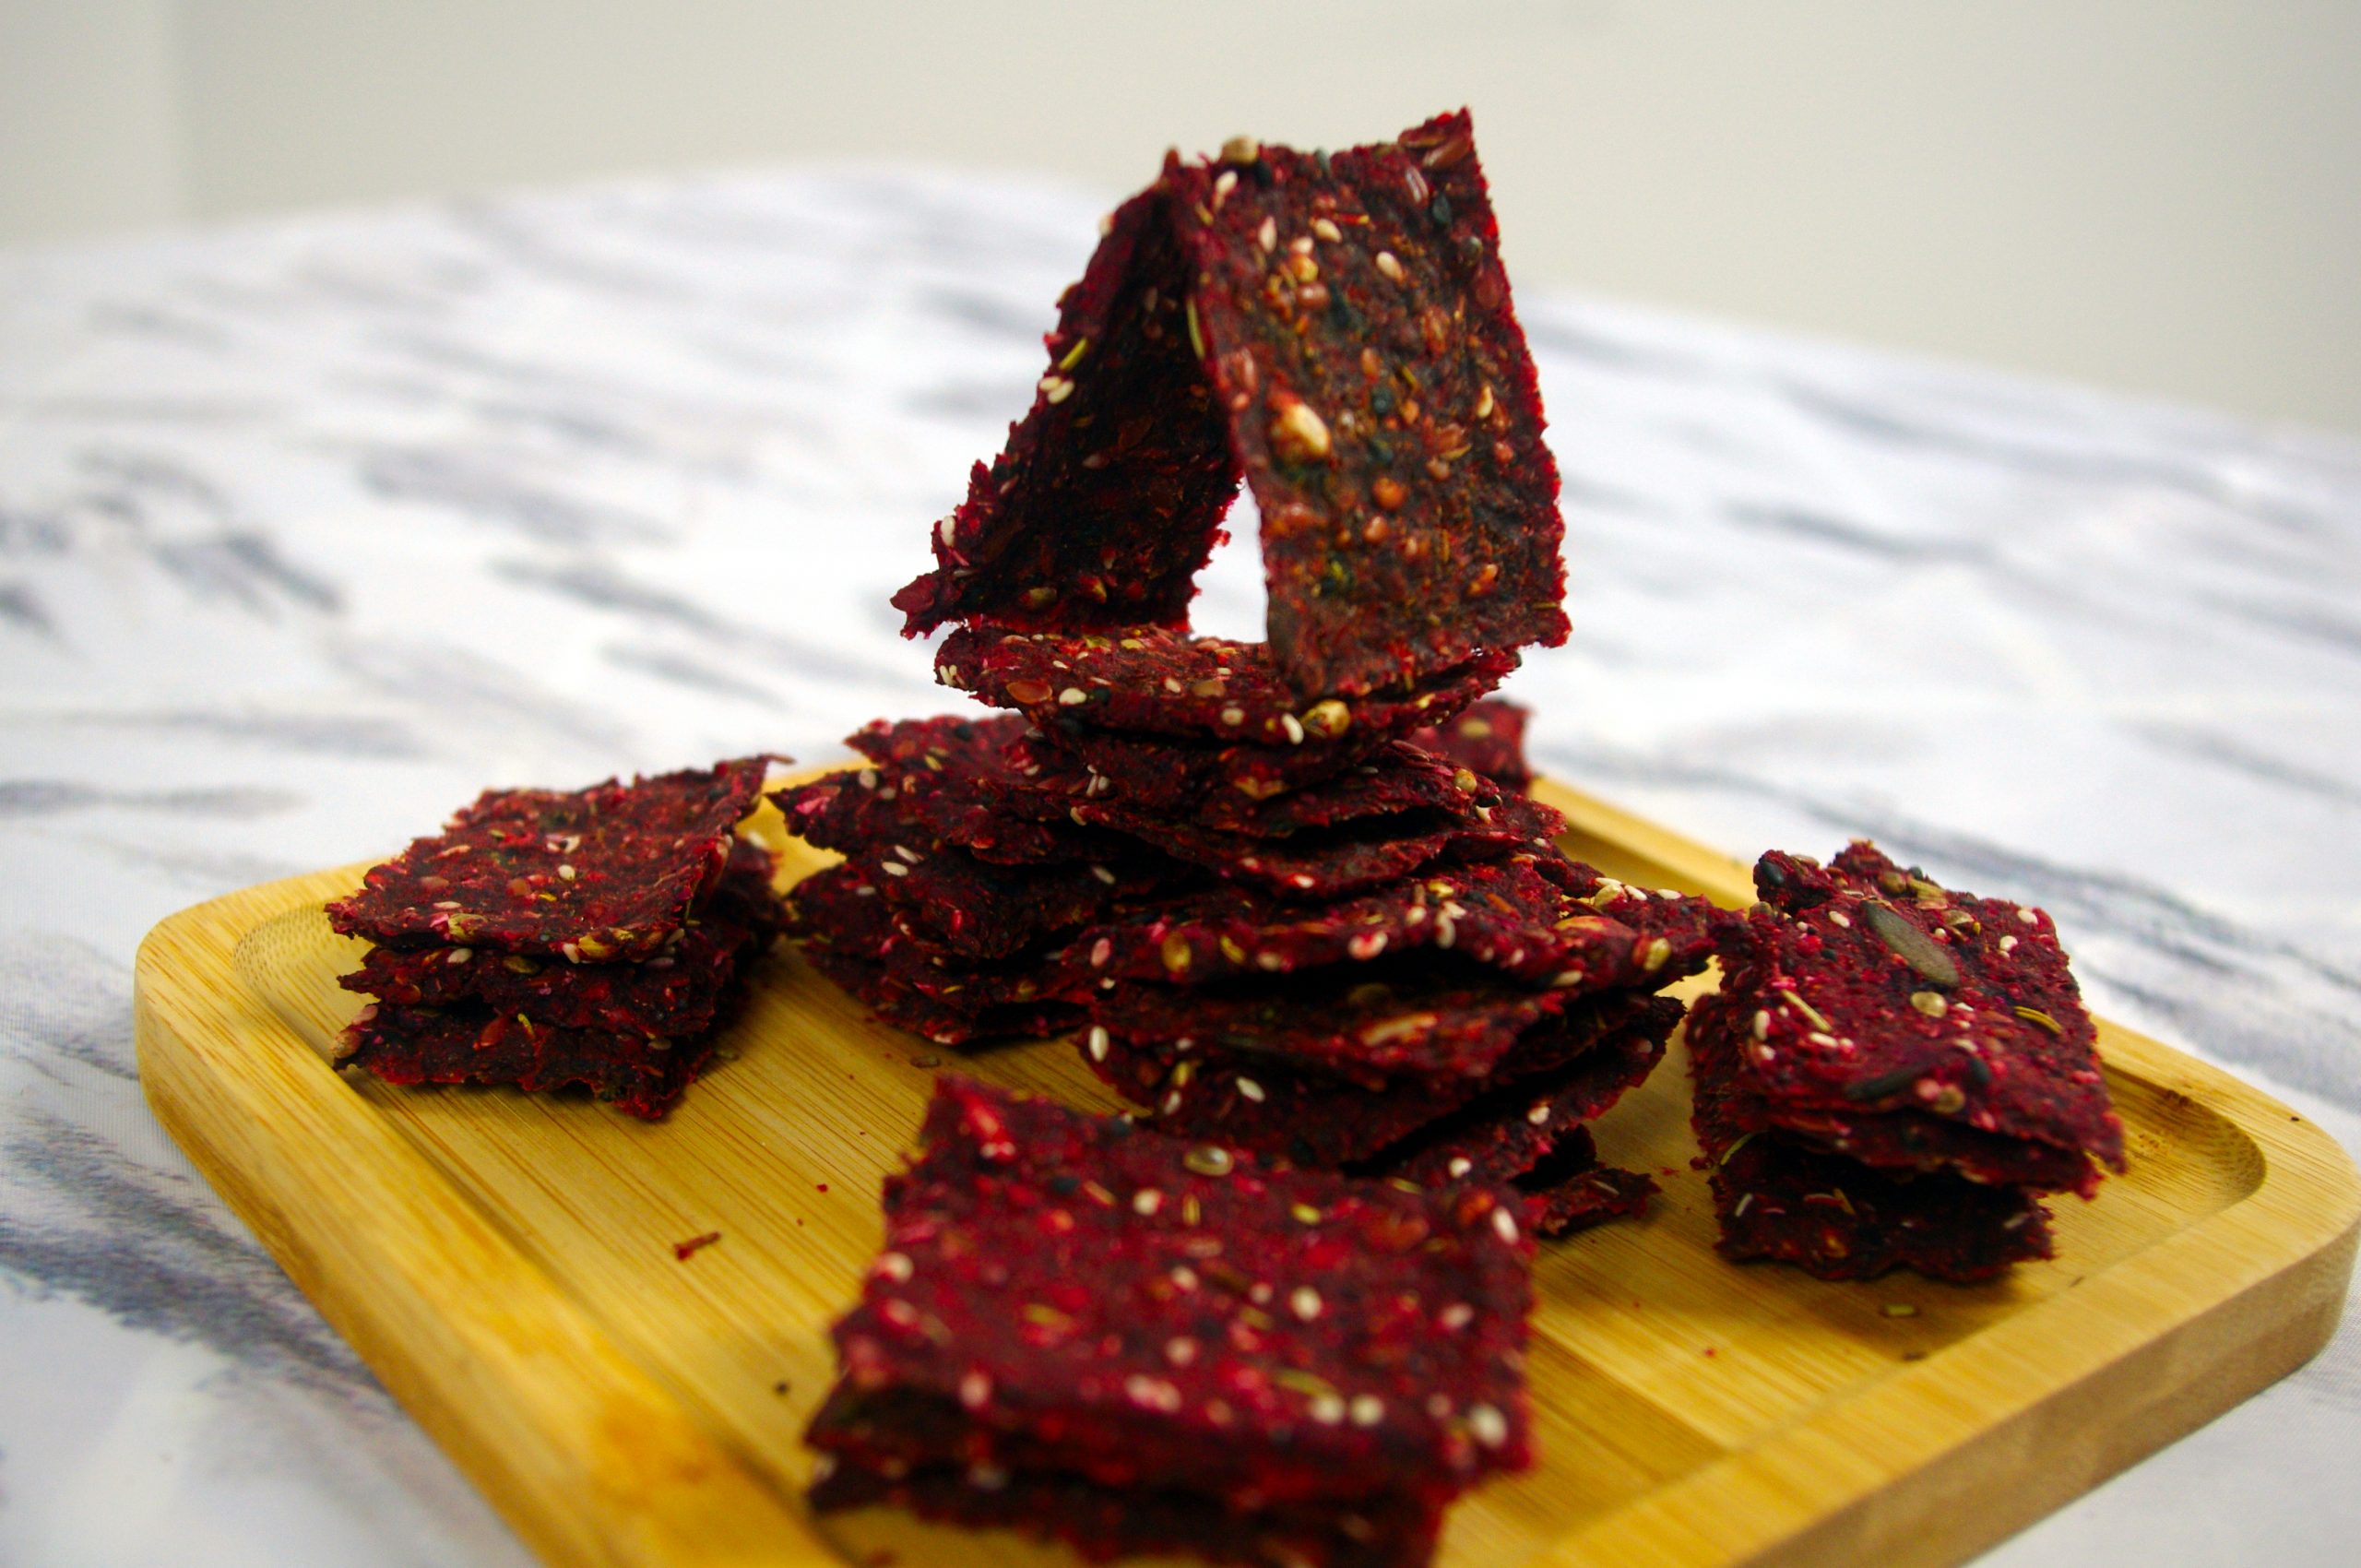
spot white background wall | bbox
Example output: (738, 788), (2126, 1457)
(3, 0), (2355, 434)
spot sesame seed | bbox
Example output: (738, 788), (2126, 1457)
(1220, 706), (1245, 727)
(1166, 1336), (1198, 1365)
(445, 947), (472, 965)
(1438, 1303), (1474, 1331)
(1999, 935), (2019, 953)
(1447, 1157), (1473, 1179)
(873, 1251), (913, 1282)
(1309, 1394), (1346, 1425)
(2017, 908), (2039, 924)
(1279, 712), (1306, 745)
(880, 861), (908, 876)
(1491, 1206), (1520, 1244)
(1256, 216), (1276, 252)
(1237, 1077), (1266, 1103)
(1311, 217), (1342, 242)
(1090, 863), (1116, 885)
(1086, 1025), (1110, 1062)
(1133, 1188), (1163, 1216)
(556, 864), (576, 883)
(1290, 1286), (1323, 1321)
(1375, 250), (1406, 283)
(1466, 1403), (1509, 1448)
(1526, 1101), (1551, 1126)
(1349, 1394), (1384, 1427)
(959, 1370), (991, 1409)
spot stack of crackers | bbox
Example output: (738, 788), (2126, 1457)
(1687, 842), (2126, 1280)
(780, 110), (1725, 1233)
(328, 758), (784, 1119)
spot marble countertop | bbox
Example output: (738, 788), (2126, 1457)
(1, 168), (2355, 1567)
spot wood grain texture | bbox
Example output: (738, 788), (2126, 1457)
(134, 775), (2360, 1568)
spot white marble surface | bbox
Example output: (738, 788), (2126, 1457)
(0, 167), (2355, 1567)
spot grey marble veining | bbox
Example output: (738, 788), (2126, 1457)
(1, 167), (2355, 1566)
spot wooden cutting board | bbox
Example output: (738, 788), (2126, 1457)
(134, 775), (2359, 1568)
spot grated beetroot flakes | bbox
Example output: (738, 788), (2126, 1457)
(327, 755), (777, 958)
(896, 111), (1567, 699)
(808, 1076), (1534, 1521)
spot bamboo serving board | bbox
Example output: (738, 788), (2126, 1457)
(135, 775), (2358, 1568)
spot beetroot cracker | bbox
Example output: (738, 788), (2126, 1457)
(896, 111), (1567, 696)
(808, 1455), (1440, 1568)
(940, 625), (1512, 747)
(891, 186), (1240, 638)
(1409, 698), (1532, 791)
(806, 1077), (1533, 1558)
(1694, 1017), (2053, 1283)
(1372, 1024), (1667, 1189)
(1517, 1135), (1658, 1239)
(1173, 112), (1567, 695)
(1085, 957), (1578, 1086)
(1719, 841), (2123, 1173)
(338, 991), (738, 1121)
(1086, 992), (1682, 1168)
(327, 756), (777, 959)
(1078, 851), (1722, 998)
(788, 866), (1082, 1046)
(339, 840), (780, 1036)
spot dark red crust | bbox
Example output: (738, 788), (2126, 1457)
(892, 187), (1240, 637)
(813, 1077), (1535, 1511)
(1085, 993), (1683, 1167)
(1371, 1025), (1667, 1187)
(326, 756), (776, 958)
(1170, 112), (1568, 695)
(338, 842), (781, 1035)
(894, 111), (1567, 698)
(1722, 840), (2123, 1172)
(1408, 699), (1531, 792)
(939, 625), (1512, 748)
(337, 988), (738, 1120)
(1691, 987), (2054, 1282)
(1075, 852), (1722, 1000)
(809, 1453), (1439, 1568)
